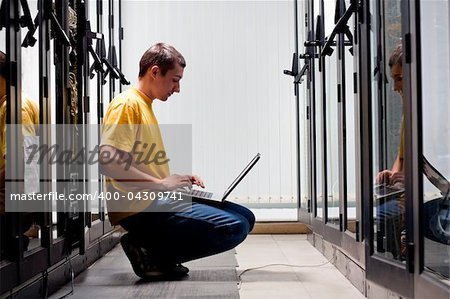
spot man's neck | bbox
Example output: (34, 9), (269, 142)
(135, 80), (154, 100)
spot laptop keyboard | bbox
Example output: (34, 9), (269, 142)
(187, 189), (214, 199)
(374, 184), (404, 197)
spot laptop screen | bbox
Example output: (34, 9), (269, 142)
(221, 153), (261, 200)
(423, 156), (450, 195)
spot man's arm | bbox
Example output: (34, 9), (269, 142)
(391, 154), (404, 173)
(99, 145), (193, 191)
(389, 155), (404, 185)
(376, 154), (404, 185)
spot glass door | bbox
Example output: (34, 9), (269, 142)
(293, 0), (312, 224)
(309, 0), (363, 261)
(364, 0), (414, 296)
(415, 0), (450, 297)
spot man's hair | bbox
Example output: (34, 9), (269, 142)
(388, 43), (403, 68)
(139, 43), (186, 78)
(0, 50), (6, 77)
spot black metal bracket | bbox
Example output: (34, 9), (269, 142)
(102, 51), (120, 81)
(105, 45), (130, 85)
(85, 19), (128, 86)
(321, 0), (357, 57)
(88, 43), (105, 79)
(21, 0), (70, 48)
(284, 53), (298, 77)
(294, 64), (309, 84)
(0, 0), (35, 38)
(85, 20), (106, 80)
(19, 0), (34, 32)
(305, 15), (325, 49)
(284, 52), (310, 86)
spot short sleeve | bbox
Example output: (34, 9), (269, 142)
(101, 101), (140, 153)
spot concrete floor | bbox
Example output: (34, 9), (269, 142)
(236, 234), (365, 299)
(50, 234), (366, 299)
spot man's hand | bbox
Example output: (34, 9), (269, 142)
(161, 174), (193, 191)
(376, 170), (393, 184)
(389, 172), (405, 186)
(376, 169), (405, 186)
(190, 175), (205, 188)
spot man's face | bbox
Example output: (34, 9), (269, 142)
(390, 63), (403, 96)
(152, 63), (184, 101)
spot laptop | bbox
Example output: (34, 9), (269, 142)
(374, 183), (404, 199)
(374, 156), (450, 200)
(181, 153), (261, 203)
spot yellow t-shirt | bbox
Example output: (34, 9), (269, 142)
(0, 94), (39, 214)
(101, 87), (170, 225)
(0, 94), (39, 168)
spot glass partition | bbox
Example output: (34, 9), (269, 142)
(19, 0), (42, 254)
(299, 1), (310, 214)
(323, 0), (339, 226)
(345, 0), (357, 233)
(420, 0), (450, 281)
(370, 0), (406, 262)
(325, 52), (339, 226)
(314, 0), (324, 219)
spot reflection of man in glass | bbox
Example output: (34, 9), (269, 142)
(374, 44), (407, 259)
(0, 50), (40, 258)
(376, 43), (405, 187)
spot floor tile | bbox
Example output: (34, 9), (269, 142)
(236, 234), (365, 299)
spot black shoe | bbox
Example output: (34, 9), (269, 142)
(169, 264), (189, 276)
(120, 234), (189, 280)
(120, 234), (148, 278)
(138, 263), (189, 281)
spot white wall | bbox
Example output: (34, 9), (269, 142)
(121, 0), (298, 204)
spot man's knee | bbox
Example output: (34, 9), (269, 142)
(247, 212), (256, 232)
(219, 218), (251, 248)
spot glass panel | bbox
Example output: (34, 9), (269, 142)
(324, 0), (339, 226)
(314, 0), (324, 219)
(299, 0), (310, 211)
(20, 0), (42, 253)
(89, 0), (102, 228)
(315, 67), (324, 219)
(0, 0), (42, 259)
(370, 0), (405, 262)
(345, 4), (357, 233)
(325, 56), (339, 225)
(420, 0), (450, 281)
(104, 0), (112, 221)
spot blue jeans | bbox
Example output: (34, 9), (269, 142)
(377, 197), (449, 245)
(376, 199), (404, 256)
(378, 199), (404, 224)
(119, 198), (255, 264)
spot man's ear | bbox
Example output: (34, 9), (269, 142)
(149, 65), (160, 79)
